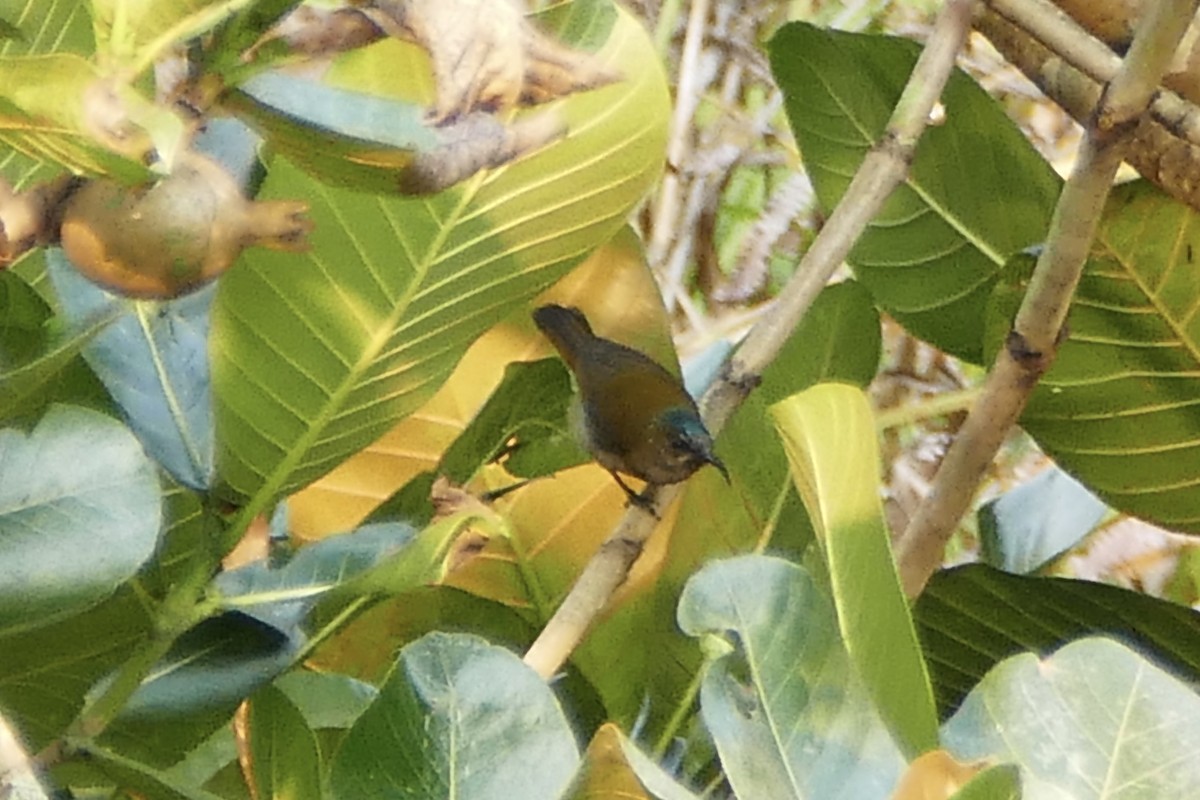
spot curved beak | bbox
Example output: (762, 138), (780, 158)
(707, 452), (730, 484)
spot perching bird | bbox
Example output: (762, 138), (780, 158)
(533, 304), (727, 507)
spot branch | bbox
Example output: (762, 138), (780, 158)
(523, 0), (981, 679)
(896, 0), (1200, 597)
(979, 0), (1200, 210)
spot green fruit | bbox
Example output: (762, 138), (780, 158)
(60, 152), (311, 299)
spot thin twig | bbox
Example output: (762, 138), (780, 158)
(896, 0), (1200, 597)
(523, 0), (982, 680)
(646, 0), (713, 279)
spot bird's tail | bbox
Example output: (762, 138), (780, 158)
(533, 304), (595, 369)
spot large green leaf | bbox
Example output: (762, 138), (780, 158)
(212, 3), (668, 507)
(770, 23), (1060, 362)
(678, 556), (904, 800)
(328, 632), (580, 800)
(772, 384), (938, 758)
(916, 564), (1200, 719)
(1004, 181), (1200, 531)
(943, 638), (1200, 798)
(0, 404), (160, 635)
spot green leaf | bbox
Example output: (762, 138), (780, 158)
(307, 515), (471, 634)
(677, 556), (904, 800)
(0, 270), (114, 422)
(102, 612), (299, 767)
(978, 466), (1107, 574)
(248, 685), (322, 800)
(0, 54), (151, 179)
(81, 743), (231, 800)
(91, 0), (263, 73)
(49, 251), (216, 489)
(915, 564), (1200, 718)
(228, 69), (433, 192)
(217, 522), (417, 630)
(772, 384), (938, 758)
(1006, 182), (1200, 531)
(770, 23), (1060, 362)
(212, 3), (668, 506)
(0, 404), (160, 635)
(713, 280), (881, 553)
(329, 631), (580, 800)
(439, 357), (583, 481)
(0, 1), (94, 58)
(0, 587), (153, 749)
(943, 638), (1200, 798)
(273, 670), (377, 731)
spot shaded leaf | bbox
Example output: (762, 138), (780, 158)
(48, 250), (216, 489)
(773, 384), (938, 758)
(0, 587), (153, 749)
(943, 638), (1200, 799)
(439, 357), (583, 481)
(102, 612), (299, 767)
(217, 522), (417, 630)
(329, 631), (579, 800)
(0, 270), (114, 422)
(915, 564), (1200, 718)
(78, 741), (229, 800)
(678, 556), (904, 800)
(771, 23), (1059, 362)
(0, 404), (160, 635)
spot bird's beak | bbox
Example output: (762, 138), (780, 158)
(707, 453), (730, 484)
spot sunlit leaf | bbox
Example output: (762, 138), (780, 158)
(212, 3), (668, 510)
(943, 638), (1200, 799)
(773, 384), (937, 758)
(329, 632), (579, 800)
(998, 182), (1200, 531)
(678, 556), (904, 800)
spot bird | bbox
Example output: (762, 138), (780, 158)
(532, 304), (727, 508)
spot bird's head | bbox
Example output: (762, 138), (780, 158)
(657, 407), (729, 483)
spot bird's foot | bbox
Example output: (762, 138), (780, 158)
(609, 470), (660, 518)
(625, 488), (660, 518)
